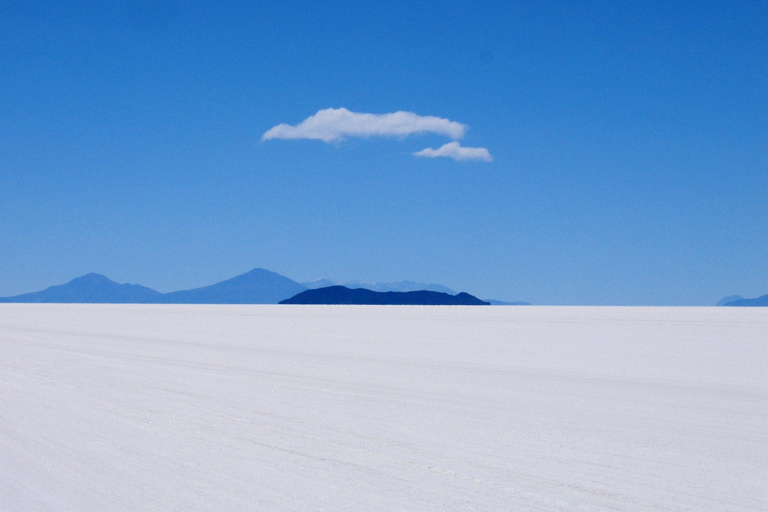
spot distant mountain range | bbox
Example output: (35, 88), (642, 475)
(280, 286), (490, 305)
(0, 268), (306, 304)
(0, 269), (525, 305)
(719, 294), (768, 307)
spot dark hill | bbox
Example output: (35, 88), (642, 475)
(722, 294), (768, 307)
(0, 273), (161, 303)
(157, 268), (307, 304)
(280, 286), (490, 305)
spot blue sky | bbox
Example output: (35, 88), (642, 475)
(1, 0), (766, 305)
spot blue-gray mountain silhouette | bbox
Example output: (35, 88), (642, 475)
(158, 268), (306, 304)
(0, 273), (162, 303)
(0, 268), (307, 304)
(721, 294), (768, 307)
(280, 286), (490, 305)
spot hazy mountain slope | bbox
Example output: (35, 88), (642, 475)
(716, 295), (743, 306)
(722, 294), (768, 307)
(0, 273), (161, 303)
(159, 268), (307, 304)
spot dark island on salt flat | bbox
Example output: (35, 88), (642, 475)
(280, 286), (490, 305)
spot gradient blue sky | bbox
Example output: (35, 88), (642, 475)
(1, 0), (766, 305)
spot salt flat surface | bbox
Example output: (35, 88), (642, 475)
(1, 305), (766, 511)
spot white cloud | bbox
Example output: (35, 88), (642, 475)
(413, 142), (493, 162)
(262, 108), (466, 142)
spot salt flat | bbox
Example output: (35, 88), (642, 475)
(0, 305), (766, 511)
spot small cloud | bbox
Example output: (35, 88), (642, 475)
(262, 108), (466, 143)
(413, 142), (493, 162)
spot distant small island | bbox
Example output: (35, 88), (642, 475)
(280, 286), (490, 305)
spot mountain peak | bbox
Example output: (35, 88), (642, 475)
(71, 273), (113, 283)
(240, 268), (283, 278)
(158, 268), (307, 304)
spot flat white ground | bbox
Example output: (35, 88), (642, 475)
(0, 305), (766, 511)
